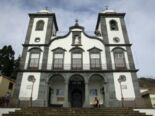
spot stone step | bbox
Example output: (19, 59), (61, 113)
(2, 108), (152, 116)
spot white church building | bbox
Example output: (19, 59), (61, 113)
(14, 9), (141, 107)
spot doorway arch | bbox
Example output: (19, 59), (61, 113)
(88, 74), (105, 106)
(48, 74), (65, 107)
(69, 74), (85, 107)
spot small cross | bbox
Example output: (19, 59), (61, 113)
(105, 5), (109, 10)
(75, 18), (79, 26)
(45, 6), (48, 10)
(75, 19), (78, 24)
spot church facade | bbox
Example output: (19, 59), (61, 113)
(14, 9), (141, 107)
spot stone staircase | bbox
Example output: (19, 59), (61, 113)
(2, 107), (152, 116)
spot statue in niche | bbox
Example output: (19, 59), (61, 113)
(74, 36), (80, 45)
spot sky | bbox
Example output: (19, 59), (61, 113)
(0, 0), (155, 78)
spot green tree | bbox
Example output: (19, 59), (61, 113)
(12, 56), (20, 79)
(0, 45), (15, 77)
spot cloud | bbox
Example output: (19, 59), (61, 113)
(0, 0), (155, 77)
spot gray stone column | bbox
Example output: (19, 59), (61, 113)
(63, 81), (69, 107)
(84, 82), (90, 107)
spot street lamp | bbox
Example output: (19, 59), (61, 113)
(28, 75), (36, 107)
(118, 75), (126, 107)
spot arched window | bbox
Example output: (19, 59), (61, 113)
(36, 20), (44, 31)
(113, 48), (126, 69)
(70, 47), (84, 70)
(88, 47), (102, 70)
(52, 47), (66, 70)
(110, 20), (118, 31)
(28, 48), (42, 69)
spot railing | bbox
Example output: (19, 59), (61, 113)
(18, 63), (136, 71)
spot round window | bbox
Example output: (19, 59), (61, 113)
(28, 75), (36, 82)
(113, 37), (120, 43)
(35, 38), (40, 42)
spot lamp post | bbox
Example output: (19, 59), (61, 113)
(28, 76), (36, 107)
(118, 75), (126, 107)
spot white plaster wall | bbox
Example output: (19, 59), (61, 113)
(150, 94), (155, 108)
(19, 72), (40, 100)
(106, 18), (125, 44)
(47, 29), (107, 70)
(24, 47), (44, 69)
(89, 81), (103, 105)
(29, 18), (48, 44)
(110, 46), (130, 70)
(113, 72), (135, 100)
(134, 109), (155, 116)
(0, 108), (21, 116)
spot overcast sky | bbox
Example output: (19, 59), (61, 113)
(0, 0), (155, 78)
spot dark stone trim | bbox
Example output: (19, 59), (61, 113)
(18, 69), (139, 73)
(120, 18), (130, 44)
(41, 46), (49, 70)
(105, 44), (132, 46)
(29, 13), (58, 31)
(48, 31), (71, 45)
(87, 47), (102, 52)
(131, 72), (141, 97)
(95, 13), (125, 30)
(69, 47), (84, 52)
(111, 47), (126, 52)
(28, 47), (42, 52)
(19, 47), (28, 69)
(126, 46), (136, 70)
(52, 47), (66, 52)
(24, 17), (34, 44)
(83, 31), (105, 44)
(13, 72), (23, 98)
(69, 25), (84, 30)
(100, 17), (113, 70)
(40, 17), (54, 70)
(45, 17), (53, 44)
(23, 44), (48, 47)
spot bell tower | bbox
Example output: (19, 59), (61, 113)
(24, 9), (58, 45)
(95, 9), (142, 106)
(14, 9), (58, 100)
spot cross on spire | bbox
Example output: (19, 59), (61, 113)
(45, 6), (48, 10)
(105, 5), (109, 10)
(75, 18), (79, 26)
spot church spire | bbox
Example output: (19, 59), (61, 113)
(75, 19), (79, 26)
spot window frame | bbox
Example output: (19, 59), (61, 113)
(53, 52), (64, 70)
(71, 52), (83, 70)
(90, 53), (101, 70)
(52, 47), (66, 70)
(35, 20), (45, 31)
(113, 48), (126, 69)
(28, 48), (41, 70)
(110, 20), (119, 31)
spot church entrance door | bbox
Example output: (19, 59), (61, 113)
(71, 89), (82, 107)
(69, 75), (85, 107)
